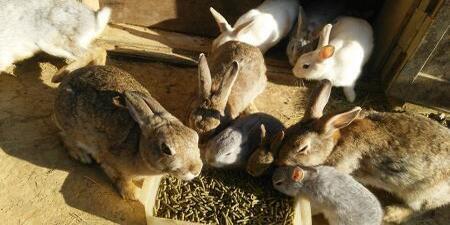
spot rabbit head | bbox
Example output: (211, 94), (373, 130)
(292, 24), (334, 79)
(276, 80), (362, 167)
(125, 91), (203, 181)
(189, 53), (239, 136)
(204, 119), (260, 168)
(246, 124), (285, 177)
(272, 166), (316, 197)
(209, 7), (256, 52)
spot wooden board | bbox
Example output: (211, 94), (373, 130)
(96, 23), (292, 75)
(99, 0), (264, 37)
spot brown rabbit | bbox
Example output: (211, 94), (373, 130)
(54, 65), (203, 200)
(246, 124), (285, 177)
(188, 41), (267, 140)
(276, 79), (450, 223)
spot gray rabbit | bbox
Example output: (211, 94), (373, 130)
(204, 113), (284, 168)
(0, 0), (110, 78)
(273, 165), (383, 225)
(54, 66), (203, 200)
(276, 80), (450, 223)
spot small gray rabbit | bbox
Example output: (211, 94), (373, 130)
(54, 66), (203, 200)
(273, 166), (383, 225)
(0, 0), (110, 77)
(204, 113), (284, 168)
(276, 79), (450, 223)
(188, 41), (267, 140)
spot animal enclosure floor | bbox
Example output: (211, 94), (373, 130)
(0, 54), (448, 225)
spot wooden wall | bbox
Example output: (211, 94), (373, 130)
(100, 0), (264, 37)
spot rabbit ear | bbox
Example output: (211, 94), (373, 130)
(259, 124), (267, 145)
(217, 61), (239, 103)
(320, 107), (362, 134)
(233, 20), (256, 35)
(319, 45), (335, 61)
(318, 24), (332, 47)
(291, 167), (304, 182)
(269, 130), (285, 154)
(303, 80), (333, 121)
(210, 7), (232, 32)
(198, 53), (212, 99)
(124, 91), (155, 126)
(95, 7), (111, 34)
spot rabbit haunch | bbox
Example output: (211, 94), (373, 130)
(210, 0), (298, 53)
(54, 66), (202, 200)
(0, 0), (110, 72)
(276, 80), (450, 223)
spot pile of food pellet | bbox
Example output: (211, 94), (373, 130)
(154, 169), (293, 225)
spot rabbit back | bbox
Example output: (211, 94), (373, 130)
(0, 0), (109, 70)
(54, 66), (148, 157)
(306, 166), (383, 225)
(209, 41), (267, 118)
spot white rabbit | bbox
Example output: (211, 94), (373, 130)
(0, 0), (110, 75)
(292, 17), (374, 102)
(209, 0), (299, 53)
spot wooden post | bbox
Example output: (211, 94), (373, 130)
(82, 0), (100, 10)
(293, 195), (312, 225)
(139, 175), (164, 224)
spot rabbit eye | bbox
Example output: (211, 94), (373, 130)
(297, 145), (309, 154)
(274, 181), (283, 186)
(161, 143), (174, 156)
(302, 64), (310, 69)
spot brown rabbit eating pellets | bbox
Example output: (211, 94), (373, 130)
(276, 79), (450, 224)
(54, 66), (203, 200)
(188, 41), (267, 140)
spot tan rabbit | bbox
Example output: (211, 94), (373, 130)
(54, 65), (203, 200)
(188, 41), (267, 140)
(276, 79), (450, 223)
(246, 124), (284, 177)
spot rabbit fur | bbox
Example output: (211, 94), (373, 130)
(204, 113), (284, 169)
(188, 41), (267, 140)
(210, 0), (298, 53)
(0, 0), (110, 76)
(273, 166), (383, 225)
(292, 16), (374, 102)
(54, 66), (203, 200)
(276, 79), (450, 223)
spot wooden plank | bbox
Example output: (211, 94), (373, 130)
(147, 216), (205, 225)
(97, 23), (292, 74)
(293, 196), (312, 225)
(139, 175), (164, 223)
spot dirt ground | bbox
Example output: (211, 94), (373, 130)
(0, 54), (448, 225)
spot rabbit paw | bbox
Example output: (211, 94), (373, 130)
(343, 87), (356, 102)
(117, 180), (140, 201)
(383, 205), (413, 224)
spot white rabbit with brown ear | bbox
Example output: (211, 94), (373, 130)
(209, 0), (299, 53)
(54, 66), (203, 200)
(0, 0), (110, 78)
(188, 41), (267, 140)
(292, 17), (374, 102)
(276, 80), (450, 224)
(273, 166), (383, 225)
